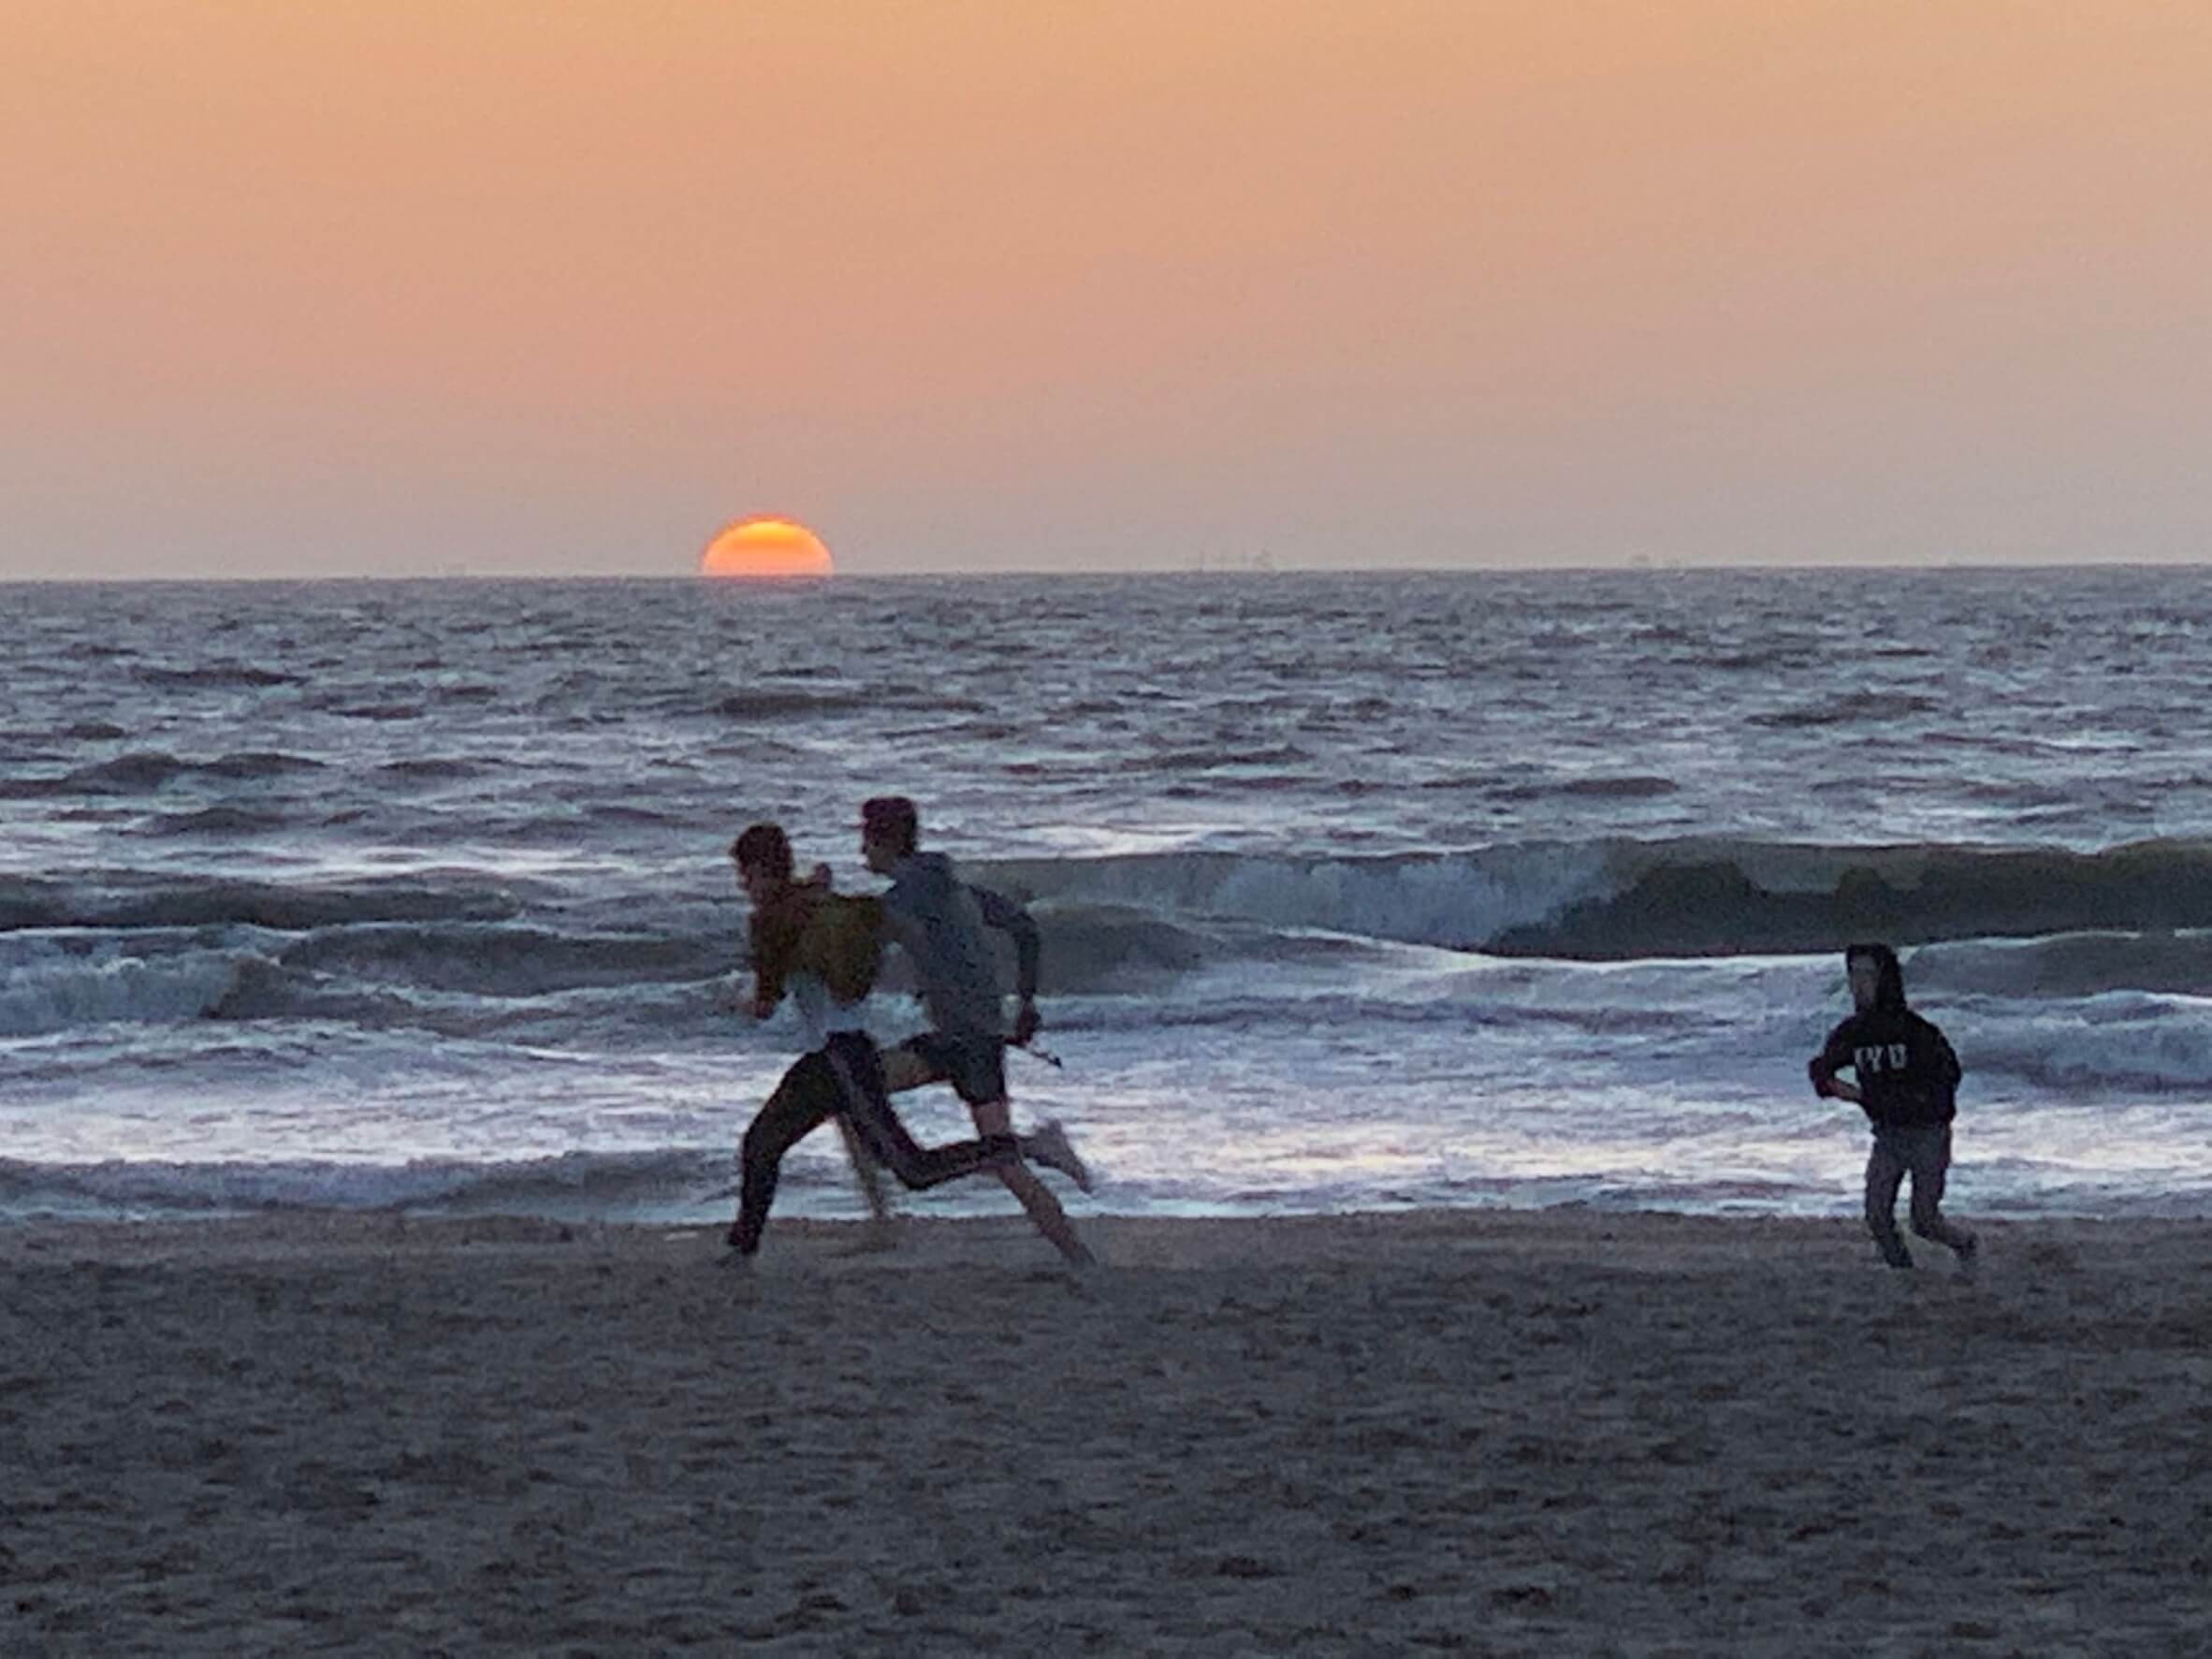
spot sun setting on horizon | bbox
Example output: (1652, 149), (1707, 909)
(699, 517), (834, 579)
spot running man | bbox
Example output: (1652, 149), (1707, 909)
(1809, 941), (1980, 1274)
(725, 822), (1022, 1261)
(860, 796), (1096, 1268)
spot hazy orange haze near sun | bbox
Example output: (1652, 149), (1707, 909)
(5, 1), (2211, 576)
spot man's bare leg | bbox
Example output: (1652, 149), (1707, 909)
(882, 1046), (1094, 1191)
(834, 1115), (900, 1251)
(968, 1097), (1096, 1267)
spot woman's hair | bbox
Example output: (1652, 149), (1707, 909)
(731, 822), (793, 880)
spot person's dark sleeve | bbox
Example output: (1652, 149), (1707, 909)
(970, 884), (1041, 1002)
(1929, 1022), (1962, 1090)
(1808, 1019), (1855, 1095)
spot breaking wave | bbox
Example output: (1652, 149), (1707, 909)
(1966, 1005), (2212, 1094)
(0, 874), (532, 934)
(1911, 931), (2212, 1001)
(0, 948), (259, 1038)
(268, 924), (725, 998)
(9, 838), (2209, 1042)
(987, 837), (2212, 960)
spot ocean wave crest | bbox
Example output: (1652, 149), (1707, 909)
(985, 837), (2212, 960)
(1033, 903), (1417, 993)
(0, 948), (259, 1037)
(1913, 931), (2212, 1000)
(271, 924), (727, 998)
(0, 874), (531, 934)
(1967, 1001), (2212, 1094)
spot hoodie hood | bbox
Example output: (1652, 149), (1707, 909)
(1845, 941), (1908, 1011)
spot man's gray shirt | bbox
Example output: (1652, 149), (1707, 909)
(880, 852), (1040, 1040)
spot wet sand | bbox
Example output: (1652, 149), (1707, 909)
(4, 1209), (2208, 1655)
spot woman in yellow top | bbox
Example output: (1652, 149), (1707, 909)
(723, 822), (1070, 1262)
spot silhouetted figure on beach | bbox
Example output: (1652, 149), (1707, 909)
(1809, 942), (1979, 1273)
(724, 822), (1026, 1262)
(862, 796), (1096, 1268)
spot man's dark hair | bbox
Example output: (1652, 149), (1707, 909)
(1844, 942), (1907, 1011)
(731, 822), (793, 880)
(860, 796), (920, 857)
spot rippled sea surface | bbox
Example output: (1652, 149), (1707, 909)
(5, 568), (2210, 1221)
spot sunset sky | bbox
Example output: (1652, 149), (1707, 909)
(6, 1), (2209, 578)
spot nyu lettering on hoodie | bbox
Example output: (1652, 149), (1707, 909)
(1808, 944), (1963, 1129)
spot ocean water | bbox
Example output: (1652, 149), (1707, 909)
(4, 567), (2210, 1225)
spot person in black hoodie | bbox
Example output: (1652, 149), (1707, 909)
(1809, 942), (1980, 1273)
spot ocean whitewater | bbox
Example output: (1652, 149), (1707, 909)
(5, 566), (2210, 1222)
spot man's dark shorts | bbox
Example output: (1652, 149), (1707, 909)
(890, 1031), (1008, 1107)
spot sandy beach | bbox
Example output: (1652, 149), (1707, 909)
(4, 1209), (2207, 1656)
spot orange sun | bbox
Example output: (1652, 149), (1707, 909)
(699, 517), (834, 579)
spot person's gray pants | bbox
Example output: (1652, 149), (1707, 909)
(1865, 1123), (1974, 1268)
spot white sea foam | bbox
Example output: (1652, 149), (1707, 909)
(0, 947), (258, 1038)
(6, 568), (2212, 1219)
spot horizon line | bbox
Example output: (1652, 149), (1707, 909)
(7, 555), (2212, 587)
